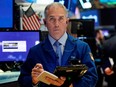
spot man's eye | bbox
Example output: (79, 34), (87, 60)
(49, 18), (55, 22)
(59, 17), (64, 22)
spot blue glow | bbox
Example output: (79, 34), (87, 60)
(80, 10), (100, 27)
(0, 0), (13, 28)
(26, 0), (37, 3)
(0, 31), (40, 62)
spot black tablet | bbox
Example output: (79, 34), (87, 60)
(54, 64), (88, 80)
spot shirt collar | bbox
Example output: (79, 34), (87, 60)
(48, 32), (68, 46)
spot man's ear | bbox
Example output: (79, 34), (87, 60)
(66, 21), (68, 24)
(43, 19), (46, 25)
(66, 18), (69, 24)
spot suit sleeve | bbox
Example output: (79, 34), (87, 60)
(18, 48), (37, 87)
(75, 43), (98, 87)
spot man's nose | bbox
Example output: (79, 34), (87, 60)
(54, 20), (60, 26)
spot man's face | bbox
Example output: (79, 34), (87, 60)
(44, 6), (69, 40)
(99, 30), (104, 40)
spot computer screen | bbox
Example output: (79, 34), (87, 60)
(69, 19), (96, 57)
(100, 0), (116, 4)
(0, 0), (14, 29)
(23, 0), (54, 4)
(58, 0), (69, 10)
(0, 30), (41, 62)
(80, 9), (100, 27)
(69, 19), (95, 37)
(101, 26), (116, 39)
(100, 8), (116, 26)
(102, 30), (110, 37)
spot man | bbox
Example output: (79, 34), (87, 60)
(95, 29), (104, 48)
(102, 34), (116, 87)
(18, 2), (98, 87)
(94, 29), (105, 87)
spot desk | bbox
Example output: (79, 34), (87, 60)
(0, 71), (20, 84)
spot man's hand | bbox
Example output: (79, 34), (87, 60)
(46, 76), (66, 86)
(31, 63), (73, 87)
(104, 67), (114, 75)
(31, 63), (44, 85)
(69, 84), (73, 87)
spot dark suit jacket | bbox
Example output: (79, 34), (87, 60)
(102, 35), (116, 69)
(103, 35), (116, 59)
(18, 34), (98, 87)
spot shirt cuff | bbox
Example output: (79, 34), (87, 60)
(32, 83), (39, 87)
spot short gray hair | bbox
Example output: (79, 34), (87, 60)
(44, 2), (68, 18)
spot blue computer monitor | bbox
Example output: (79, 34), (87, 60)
(0, 30), (41, 62)
(0, 0), (14, 29)
(80, 9), (100, 27)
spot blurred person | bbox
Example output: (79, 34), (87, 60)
(95, 29), (105, 59)
(95, 29), (105, 87)
(102, 34), (116, 87)
(95, 29), (105, 49)
(18, 2), (98, 87)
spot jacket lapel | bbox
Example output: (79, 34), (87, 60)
(42, 37), (56, 61)
(61, 35), (76, 65)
